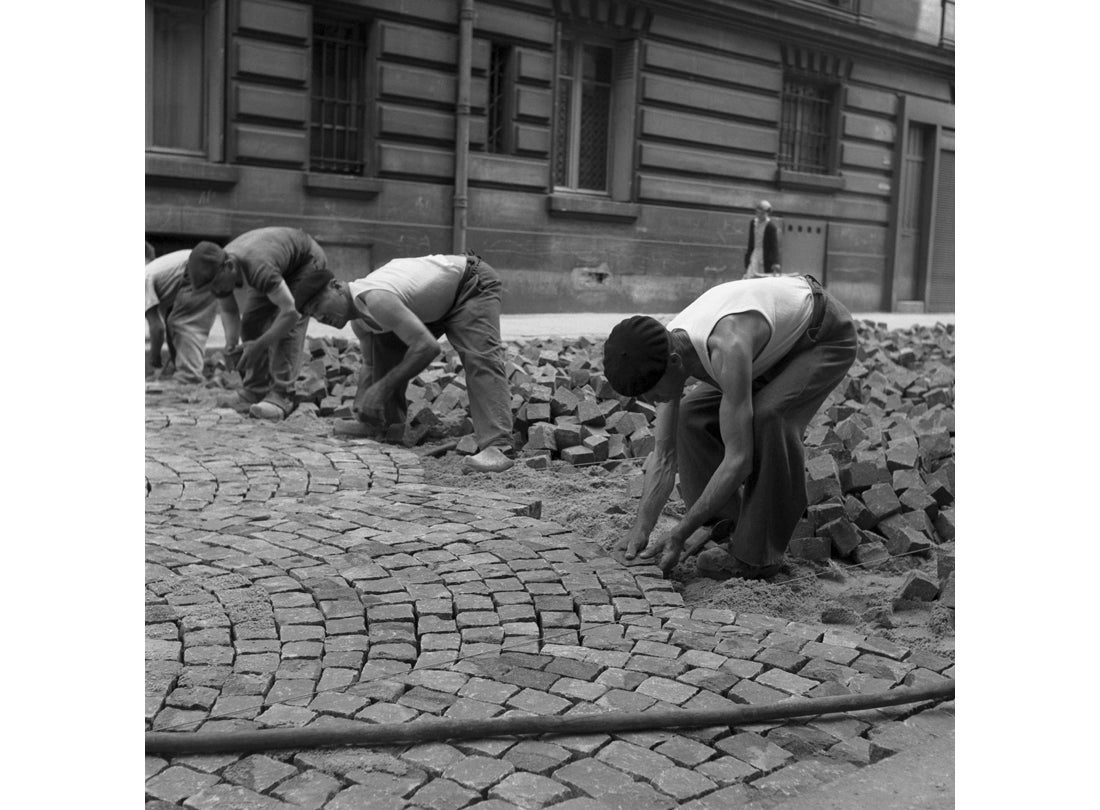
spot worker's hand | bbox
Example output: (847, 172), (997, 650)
(636, 530), (685, 573)
(640, 524), (713, 574)
(224, 345), (243, 371)
(354, 383), (389, 428)
(236, 341), (265, 373)
(615, 525), (651, 560)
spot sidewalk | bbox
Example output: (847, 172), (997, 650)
(197, 311), (954, 348)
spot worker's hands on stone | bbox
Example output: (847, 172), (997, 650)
(616, 525), (652, 561)
(224, 345), (243, 371)
(236, 341), (265, 373)
(636, 530), (685, 573)
(640, 526), (712, 574)
(354, 384), (390, 429)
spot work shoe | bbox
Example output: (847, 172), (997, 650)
(695, 547), (781, 581)
(463, 446), (514, 473)
(214, 391), (257, 414)
(249, 394), (296, 422)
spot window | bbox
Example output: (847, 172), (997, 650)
(554, 36), (614, 192)
(310, 12), (368, 175)
(778, 77), (839, 175)
(487, 43), (516, 155)
(146, 0), (206, 153)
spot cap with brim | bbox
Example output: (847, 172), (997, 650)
(187, 241), (227, 293)
(290, 267), (336, 312)
(603, 315), (669, 397)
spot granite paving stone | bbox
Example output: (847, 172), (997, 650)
(146, 766), (221, 803)
(222, 754), (299, 792)
(325, 786), (409, 810)
(488, 772), (572, 808)
(184, 783), (298, 809)
(714, 731), (794, 772)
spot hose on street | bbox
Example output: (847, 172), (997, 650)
(146, 679), (953, 756)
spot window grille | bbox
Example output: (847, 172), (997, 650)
(487, 43), (513, 154)
(778, 79), (835, 175)
(310, 14), (367, 175)
(554, 39), (612, 191)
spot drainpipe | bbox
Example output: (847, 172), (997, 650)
(452, 0), (474, 253)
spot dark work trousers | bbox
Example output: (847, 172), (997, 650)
(675, 276), (857, 567)
(239, 255), (326, 402)
(360, 257), (514, 451)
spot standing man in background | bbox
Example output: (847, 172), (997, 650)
(743, 200), (781, 279)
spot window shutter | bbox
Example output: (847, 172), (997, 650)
(608, 38), (637, 201)
(927, 148), (954, 312)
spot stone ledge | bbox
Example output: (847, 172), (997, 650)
(303, 172), (383, 198)
(145, 154), (240, 189)
(776, 168), (846, 193)
(547, 193), (640, 222)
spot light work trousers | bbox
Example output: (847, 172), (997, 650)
(160, 286), (218, 384)
(359, 257), (514, 451)
(676, 276), (857, 567)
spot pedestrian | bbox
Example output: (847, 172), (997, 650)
(146, 248), (237, 384)
(186, 227), (332, 421)
(300, 252), (516, 472)
(743, 200), (781, 279)
(602, 274), (856, 579)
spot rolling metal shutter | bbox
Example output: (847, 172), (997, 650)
(927, 149), (955, 312)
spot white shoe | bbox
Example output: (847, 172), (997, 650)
(463, 446), (515, 473)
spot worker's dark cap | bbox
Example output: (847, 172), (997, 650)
(187, 241), (228, 293)
(290, 266), (336, 312)
(603, 315), (670, 397)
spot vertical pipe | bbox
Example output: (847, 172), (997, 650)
(453, 0), (474, 253)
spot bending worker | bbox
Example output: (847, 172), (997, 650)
(186, 227), (332, 421)
(300, 252), (516, 473)
(146, 248), (238, 384)
(603, 274), (856, 579)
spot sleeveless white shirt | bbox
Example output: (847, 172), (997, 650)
(348, 255), (467, 332)
(666, 276), (814, 380)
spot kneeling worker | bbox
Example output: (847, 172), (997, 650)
(603, 275), (857, 579)
(146, 248), (238, 384)
(301, 252), (516, 473)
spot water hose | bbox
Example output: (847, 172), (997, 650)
(146, 680), (953, 756)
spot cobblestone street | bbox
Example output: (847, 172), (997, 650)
(145, 389), (954, 809)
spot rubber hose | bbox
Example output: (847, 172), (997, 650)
(146, 680), (953, 756)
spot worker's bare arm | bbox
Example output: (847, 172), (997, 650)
(653, 314), (766, 572)
(216, 294), (241, 351)
(617, 400), (679, 559)
(354, 290), (441, 425)
(235, 280), (299, 372)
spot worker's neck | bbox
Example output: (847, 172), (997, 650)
(669, 330), (707, 381)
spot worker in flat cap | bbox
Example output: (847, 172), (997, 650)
(187, 227), (332, 420)
(743, 200), (781, 279)
(299, 252), (515, 473)
(603, 274), (856, 579)
(146, 247), (238, 384)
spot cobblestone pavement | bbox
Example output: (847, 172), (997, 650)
(146, 389), (954, 810)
